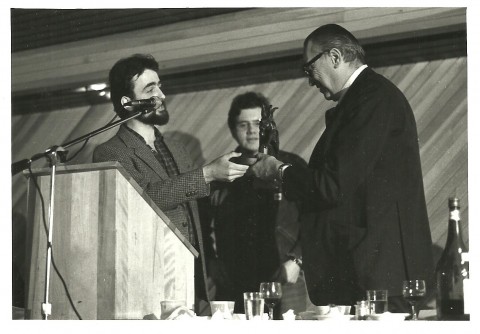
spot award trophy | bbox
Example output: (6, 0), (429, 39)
(259, 104), (282, 200)
(259, 104), (279, 157)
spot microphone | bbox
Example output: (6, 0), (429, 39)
(124, 96), (162, 109)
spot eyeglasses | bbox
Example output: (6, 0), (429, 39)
(235, 120), (261, 130)
(302, 50), (330, 76)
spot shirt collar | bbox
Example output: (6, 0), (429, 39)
(342, 64), (368, 91)
(337, 64), (368, 104)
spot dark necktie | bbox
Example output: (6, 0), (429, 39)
(152, 128), (196, 245)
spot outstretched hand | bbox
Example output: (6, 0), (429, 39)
(203, 152), (249, 183)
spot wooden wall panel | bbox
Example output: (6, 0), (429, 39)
(11, 7), (465, 94)
(13, 57), (468, 265)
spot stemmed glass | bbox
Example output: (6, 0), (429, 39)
(402, 280), (426, 320)
(259, 282), (282, 320)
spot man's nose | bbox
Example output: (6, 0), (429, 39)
(158, 89), (166, 99)
(247, 123), (259, 132)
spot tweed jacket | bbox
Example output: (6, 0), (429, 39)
(93, 124), (210, 299)
(283, 67), (434, 305)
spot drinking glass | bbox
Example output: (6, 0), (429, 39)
(402, 280), (426, 320)
(160, 300), (186, 320)
(243, 292), (264, 320)
(210, 301), (235, 319)
(366, 289), (388, 314)
(259, 282), (282, 320)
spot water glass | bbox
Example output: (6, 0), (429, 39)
(243, 292), (264, 320)
(366, 289), (388, 314)
(355, 300), (369, 320)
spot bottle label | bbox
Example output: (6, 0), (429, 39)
(450, 209), (460, 221)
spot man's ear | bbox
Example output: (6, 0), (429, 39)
(121, 96), (133, 111)
(330, 48), (342, 68)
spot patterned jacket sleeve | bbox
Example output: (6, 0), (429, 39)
(93, 142), (210, 212)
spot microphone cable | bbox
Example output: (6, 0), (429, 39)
(27, 164), (83, 320)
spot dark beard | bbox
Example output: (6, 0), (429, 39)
(139, 108), (170, 126)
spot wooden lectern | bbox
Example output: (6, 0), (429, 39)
(24, 162), (197, 319)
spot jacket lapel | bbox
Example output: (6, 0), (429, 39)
(309, 106), (340, 168)
(309, 68), (372, 168)
(335, 67), (371, 122)
(117, 125), (169, 179)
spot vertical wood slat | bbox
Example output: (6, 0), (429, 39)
(24, 165), (195, 319)
(97, 169), (117, 319)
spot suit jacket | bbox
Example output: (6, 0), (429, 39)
(93, 124), (210, 301)
(283, 67), (434, 305)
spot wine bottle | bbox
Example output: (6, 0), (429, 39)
(435, 197), (470, 320)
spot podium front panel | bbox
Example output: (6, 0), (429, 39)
(24, 163), (195, 319)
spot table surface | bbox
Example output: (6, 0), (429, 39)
(10, 306), (443, 321)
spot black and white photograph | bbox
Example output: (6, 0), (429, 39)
(4, 1), (478, 332)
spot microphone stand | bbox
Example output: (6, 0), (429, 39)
(12, 109), (147, 319)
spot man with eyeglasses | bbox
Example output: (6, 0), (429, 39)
(251, 24), (434, 313)
(200, 92), (309, 317)
(93, 54), (249, 314)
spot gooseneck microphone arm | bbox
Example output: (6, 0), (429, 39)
(12, 109), (147, 176)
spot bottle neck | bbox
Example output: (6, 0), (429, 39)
(445, 208), (466, 250)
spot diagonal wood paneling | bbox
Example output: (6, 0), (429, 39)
(12, 57), (468, 266)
